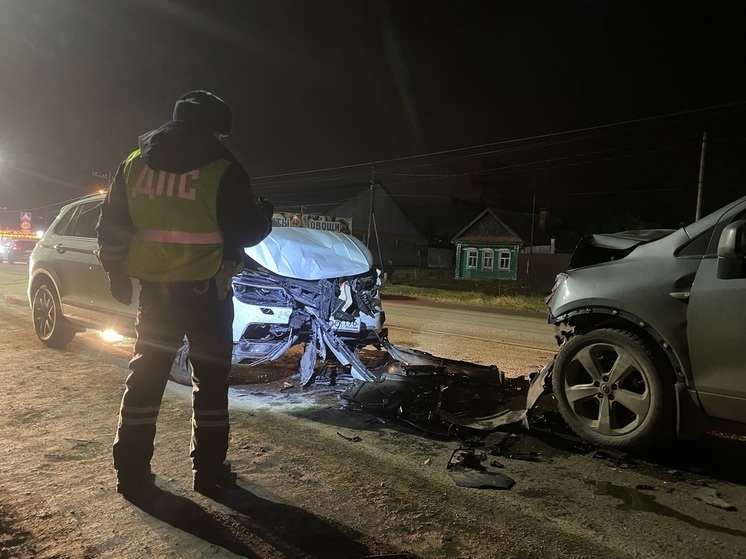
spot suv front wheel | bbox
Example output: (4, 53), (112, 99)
(32, 283), (77, 349)
(552, 328), (675, 450)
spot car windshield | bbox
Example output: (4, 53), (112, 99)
(15, 241), (36, 250)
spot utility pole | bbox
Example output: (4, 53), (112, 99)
(366, 167), (384, 268)
(527, 192), (536, 280)
(695, 131), (707, 221)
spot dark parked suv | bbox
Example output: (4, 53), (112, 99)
(1, 239), (36, 264)
(534, 196), (746, 450)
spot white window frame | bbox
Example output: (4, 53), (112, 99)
(498, 250), (511, 271)
(481, 249), (494, 270)
(466, 248), (478, 269)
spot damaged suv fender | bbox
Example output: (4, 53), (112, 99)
(546, 305), (706, 443)
(532, 199), (746, 450)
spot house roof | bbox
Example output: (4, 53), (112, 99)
(262, 180), (472, 241)
(450, 208), (553, 246)
(262, 182), (371, 215)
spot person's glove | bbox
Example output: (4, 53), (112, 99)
(107, 271), (133, 306)
(215, 260), (239, 301)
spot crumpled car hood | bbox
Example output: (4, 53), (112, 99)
(245, 227), (374, 280)
(570, 229), (675, 268)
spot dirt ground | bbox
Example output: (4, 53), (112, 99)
(2, 290), (746, 559)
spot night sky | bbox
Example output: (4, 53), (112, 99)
(1, 1), (745, 242)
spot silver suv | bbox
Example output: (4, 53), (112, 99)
(535, 196), (746, 450)
(28, 193), (386, 385)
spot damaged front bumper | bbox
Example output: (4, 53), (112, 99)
(342, 342), (528, 435)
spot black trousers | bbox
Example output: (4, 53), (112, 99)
(113, 278), (234, 479)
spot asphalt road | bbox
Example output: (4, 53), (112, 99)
(382, 298), (557, 378)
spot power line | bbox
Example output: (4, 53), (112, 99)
(252, 100), (746, 182)
(256, 138), (700, 196)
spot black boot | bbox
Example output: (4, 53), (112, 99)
(193, 460), (236, 495)
(116, 470), (156, 501)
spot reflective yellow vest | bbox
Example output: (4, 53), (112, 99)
(123, 149), (230, 282)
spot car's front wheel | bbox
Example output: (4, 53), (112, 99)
(32, 283), (76, 349)
(552, 328), (675, 450)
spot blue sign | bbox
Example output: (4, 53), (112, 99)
(20, 212), (31, 222)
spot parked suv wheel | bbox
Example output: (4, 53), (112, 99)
(32, 283), (77, 349)
(552, 328), (674, 450)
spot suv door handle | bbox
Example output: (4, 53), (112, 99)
(669, 291), (690, 300)
(54, 243), (66, 254)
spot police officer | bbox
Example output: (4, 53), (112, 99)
(97, 90), (273, 498)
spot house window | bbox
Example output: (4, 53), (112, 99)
(481, 249), (493, 270)
(498, 250), (511, 270)
(466, 248), (478, 268)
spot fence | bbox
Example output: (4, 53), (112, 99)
(517, 253), (571, 292)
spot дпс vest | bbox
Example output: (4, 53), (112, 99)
(123, 149), (230, 282)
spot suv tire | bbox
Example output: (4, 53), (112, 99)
(32, 282), (77, 349)
(552, 328), (675, 450)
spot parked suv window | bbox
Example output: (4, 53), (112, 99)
(52, 205), (77, 236)
(56, 201), (102, 238)
(71, 202), (102, 238)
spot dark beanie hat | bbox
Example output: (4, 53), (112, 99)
(173, 90), (232, 135)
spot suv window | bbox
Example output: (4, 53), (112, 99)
(71, 202), (103, 238)
(56, 201), (102, 238)
(53, 205), (78, 236)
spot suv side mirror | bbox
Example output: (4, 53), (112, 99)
(716, 220), (746, 279)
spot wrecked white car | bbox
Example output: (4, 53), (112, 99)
(176, 226), (386, 385)
(28, 193), (385, 384)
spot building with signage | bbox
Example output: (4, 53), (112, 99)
(272, 211), (352, 234)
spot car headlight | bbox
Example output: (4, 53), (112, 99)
(546, 272), (569, 310)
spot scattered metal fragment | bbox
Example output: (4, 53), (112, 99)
(693, 487), (738, 511)
(525, 359), (554, 412)
(336, 432), (362, 443)
(342, 343), (527, 438)
(439, 409), (527, 431)
(590, 448), (637, 468)
(484, 431), (511, 447)
(446, 448), (516, 490)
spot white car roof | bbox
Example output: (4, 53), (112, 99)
(245, 227), (374, 280)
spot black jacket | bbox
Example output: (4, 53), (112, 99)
(97, 120), (272, 274)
